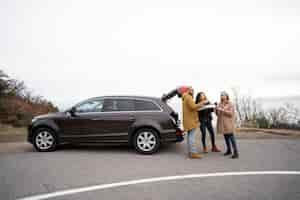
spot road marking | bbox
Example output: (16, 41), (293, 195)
(18, 171), (300, 200)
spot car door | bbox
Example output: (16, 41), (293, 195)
(99, 98), (136, 143)
(57, 98), (106, 143)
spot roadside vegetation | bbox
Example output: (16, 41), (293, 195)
(0, 70), (58, 128)
(232, 88), (300, 130)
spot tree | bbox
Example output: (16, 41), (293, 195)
(0, 69), (59, 126)
(284, 103), (300, 124)
(232, 87), (260, 126)
(7, 79), (26, 97)
(268, 103), (300, 127)
(232, 88), (243, 121)
(0, 70), (9, 96)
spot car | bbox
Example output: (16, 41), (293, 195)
(27, 96), (183, 154)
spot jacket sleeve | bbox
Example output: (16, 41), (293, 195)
(186, 95), (204, 111)
(223, 104), (234, 117)
(215, 104), (221, 116)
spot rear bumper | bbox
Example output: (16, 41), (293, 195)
(161, 128), (184, 143)
(175, 129), (184, 142)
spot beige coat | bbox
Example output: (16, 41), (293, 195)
(216, 101), (235, 134)
(182, 93), (204, 131)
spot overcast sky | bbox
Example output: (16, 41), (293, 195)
(1, 0), (300, 108)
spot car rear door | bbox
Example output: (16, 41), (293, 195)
(99, 98), (136, 143)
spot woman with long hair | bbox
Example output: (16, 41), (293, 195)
(195, 92), (221, 153)
(215, 91), (239, 159)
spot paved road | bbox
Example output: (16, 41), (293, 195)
(0, 139), (300, 200)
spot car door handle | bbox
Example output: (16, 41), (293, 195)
(129, 116), (135, 121)
(91, 118), (102, 121)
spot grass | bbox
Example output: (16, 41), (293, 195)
(0, 125), (27, 135)
(0, 125), (27, 143)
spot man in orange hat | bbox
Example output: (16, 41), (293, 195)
(181, 87), (208, 159)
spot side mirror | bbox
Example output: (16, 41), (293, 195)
(69, 107), (77, 117)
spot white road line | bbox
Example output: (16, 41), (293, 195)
(17, 171), (300, 200)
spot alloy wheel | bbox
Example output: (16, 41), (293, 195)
(35, 130), (54, 150)
(137, 131), (157, 152)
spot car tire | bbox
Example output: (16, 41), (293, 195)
(133, 128), (160, 154)
(33, 128), (58, 152)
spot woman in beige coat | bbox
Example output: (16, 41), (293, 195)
(216, 91), (239, 159)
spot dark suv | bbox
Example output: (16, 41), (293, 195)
(28, 96), (183, 154)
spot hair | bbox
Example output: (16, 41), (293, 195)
(221, 94), (230, 102)
(195, 92), (206, 103)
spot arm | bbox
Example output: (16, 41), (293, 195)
(186, 95), (206, 111)
(222, 104), (234, 117)
(215, 110), (219, 116)
(215, 104), (221, 116)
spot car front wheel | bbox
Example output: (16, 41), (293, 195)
(33, 128), (57, 152)
(133, 128), (160, 154)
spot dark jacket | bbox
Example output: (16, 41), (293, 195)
(197, 101), (213, 122)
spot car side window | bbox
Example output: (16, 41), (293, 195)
(76, 99), (104, 113)
(135, 100), (161, 111)
(103, 99), (135, 112)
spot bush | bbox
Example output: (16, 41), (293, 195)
(271, 122), (300, 131)
(256, 115), (271, 129)
(241, 120), (257, 128)
(0, 70), (59, 127)
(2, 116), (18, 124)
(16, 110), (33, 121)
(12, 119), (31, 127)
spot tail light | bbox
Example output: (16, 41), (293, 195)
(176, 129), (184, 136)
(175, 129), (184, 142)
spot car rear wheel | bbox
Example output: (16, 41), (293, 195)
(33, 128), (57, 152)
(133, 128), (160, 154)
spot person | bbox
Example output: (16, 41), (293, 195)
(215, 91), (239, 159)
(181, 86), (208, 159)
(195, 92), (221, 153)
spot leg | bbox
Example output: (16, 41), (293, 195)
(187, 128), (197, 154)
(206, 120), (216, 147)
(223, 134), (232, 155)
(228, 134), (239, 158)
(207, 121), (221, 152)
(200, 122), (207, 150)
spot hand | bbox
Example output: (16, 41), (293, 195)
(216, 107), (224, 112)
(200, 100), (209, 106)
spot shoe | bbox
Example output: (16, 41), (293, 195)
(231, 154), (239, 159)
(212, 146), (221, 152)
(189, 153), (202, 159)
(203, 147), (208, 153)
(224, 151), (232, 156)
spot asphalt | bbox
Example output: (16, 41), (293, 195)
(0, 138), (300, 200)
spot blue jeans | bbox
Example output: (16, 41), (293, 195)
(224, 133), (239, 155)
(187, 128), (197, 154)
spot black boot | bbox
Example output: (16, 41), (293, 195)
(231, 153), (239, 159)
(224, 151), (232, 156)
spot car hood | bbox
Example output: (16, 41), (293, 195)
(34, 112), (65, 119)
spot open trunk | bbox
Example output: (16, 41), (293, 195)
(160, 88), (184, 141)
